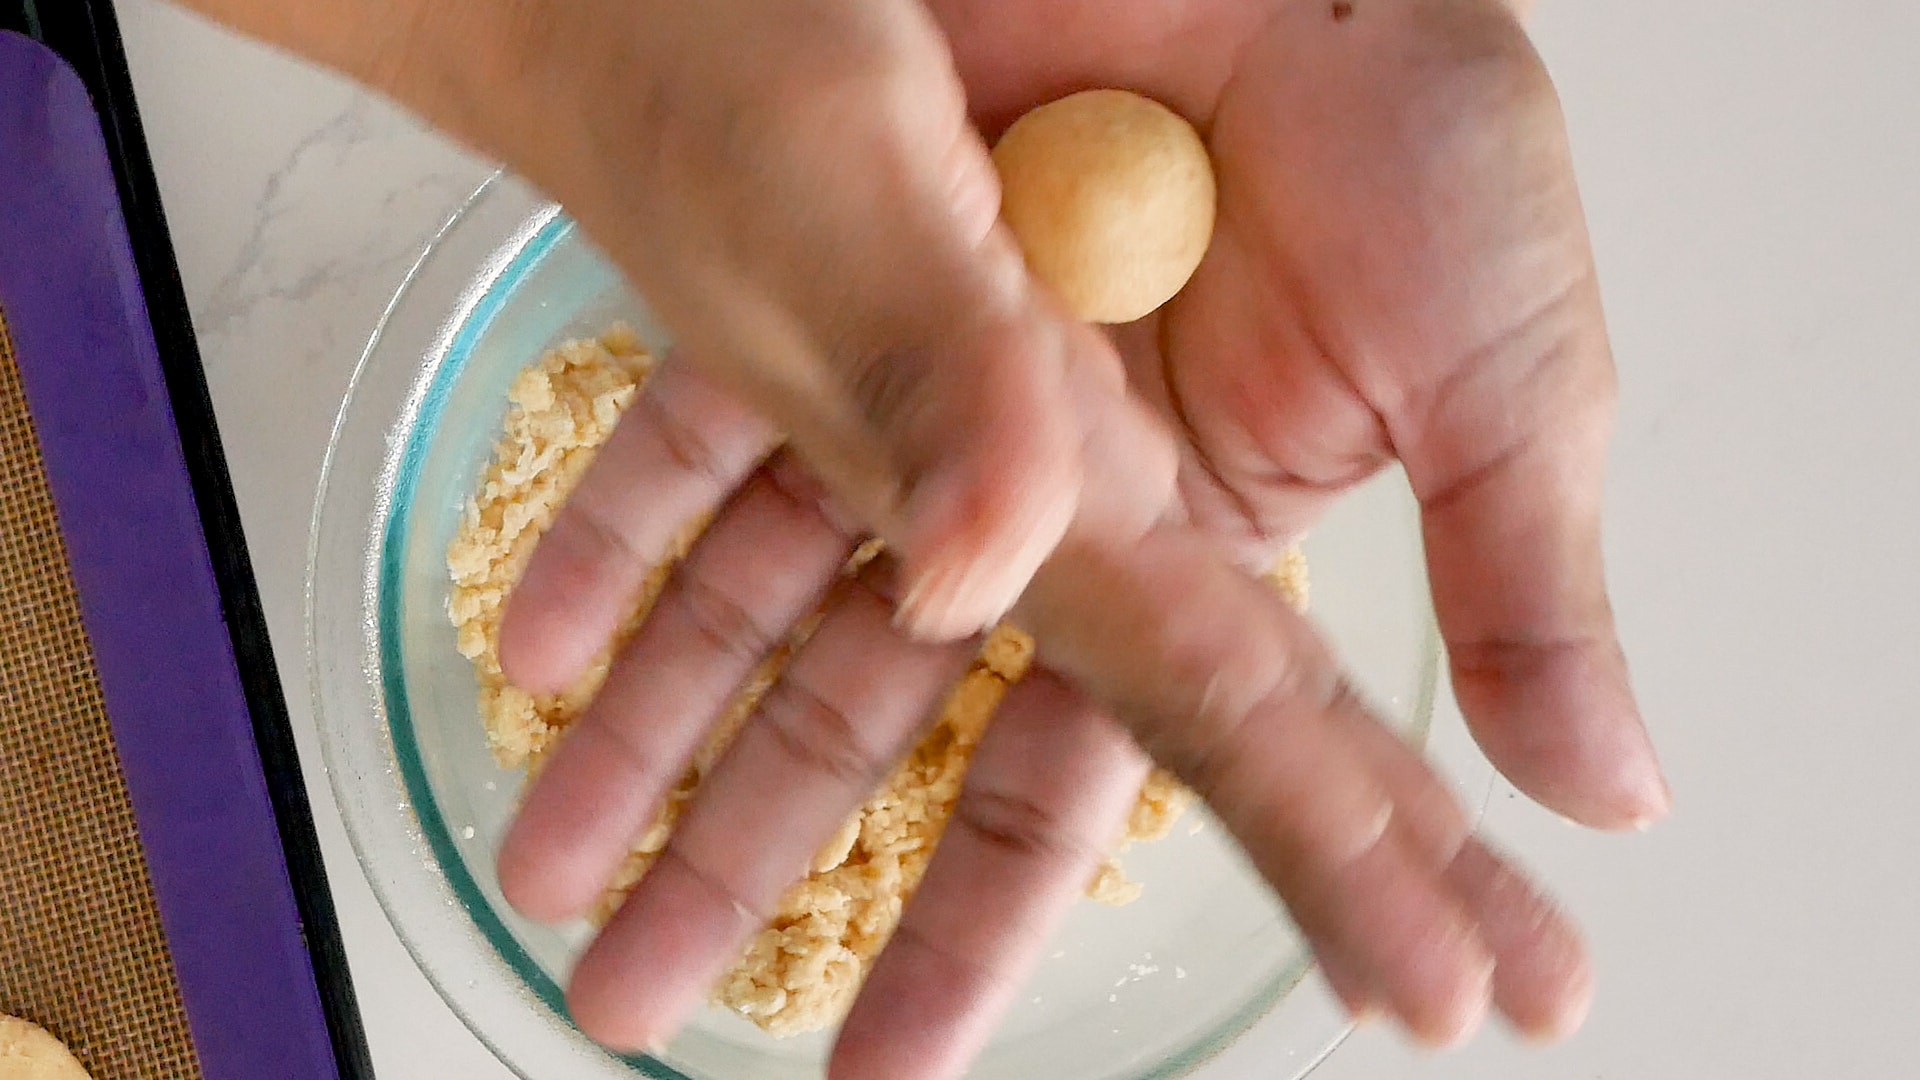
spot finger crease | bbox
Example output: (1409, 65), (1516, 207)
(951, 788), (1097, 866)
(1156, 328), (1268, 545)
(568, 497), (649, 570)
(1400, 267), (1591, 432)
(1416, 431), (1532, 518)
(1448, 631), (1614, 683)
(677, 574), (778, 662)
(1395, 269), (1600, 500)
(760, 676), (881, 789)
(574, 718), (665, 792)
(656, 845), (772, 927)
(764, 457), (862, 543)
(641, 384), (737, 486)
(1163, 663), (1340, 806)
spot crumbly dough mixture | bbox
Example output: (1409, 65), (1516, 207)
(448, 327), (1309, 1036)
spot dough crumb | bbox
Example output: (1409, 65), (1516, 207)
(449, 328), (1309, 1036)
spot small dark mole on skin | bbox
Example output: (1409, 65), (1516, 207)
(1332, 0), (1354, 20)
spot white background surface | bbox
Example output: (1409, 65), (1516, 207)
(111, 1), (1920, 1076)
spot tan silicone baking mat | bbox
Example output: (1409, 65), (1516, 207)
(0, 312), (204, 1079)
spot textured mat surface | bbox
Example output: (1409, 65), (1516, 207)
(0, 313), (204, 1080)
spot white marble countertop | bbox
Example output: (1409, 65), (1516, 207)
(115, 1), (1920, 1076)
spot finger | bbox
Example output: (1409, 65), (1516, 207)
(1317, 946), (1385, 1025)
(878, 304), (1087, 643)
(1397, 277), (1669, 830)
(1014, 525), (1494, 1045)
(565, 561), (974, 1052)
(1321, 4), (1664, 830)
(1305, 697), (1470, 1028)
(498, 360), (777, 695)
(1324, 695), (1474, 865)
(1443, 838), (1591, 1041)
(498, 453), (855, 923)
(1300, 821), (1493, 1047)
(831, 673), (1150, 1080)
(1332, 698), (1592, 1039)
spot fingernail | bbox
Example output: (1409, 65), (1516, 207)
(1347, 1002), (1384, 1028)
(894, 465), (1073, 642)
(895, 561), (994, 642)
(1632, 776), (1674, 831)
(894, 536), (1031, 642)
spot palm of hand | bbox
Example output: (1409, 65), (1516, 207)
(941, 0), (1648, 824)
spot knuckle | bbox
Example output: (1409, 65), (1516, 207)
(641, 385), (738, 487)
(1448, 631), (1611, 688)
(951, 788), (1091, 866)
(759, 677), (881, 789)
(848, 352), (925, 447)
(851, 303), (1019, 415)
(573, 708), (660, 784)
(542, 500), (644, 594)
(1156, 642), (1340, 805)
(656, 845), (771, 925)
(862, 318), (1075, 517)
(675, 573), (778, 663)
(764, 454), (862, 540)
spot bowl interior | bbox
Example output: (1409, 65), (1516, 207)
(369, 204), (1436, 1080)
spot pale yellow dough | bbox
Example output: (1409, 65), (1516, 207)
(992, 89), (1216, 324)
(449, 327), (1307, 1036)
(0, 1016), (93, 1080)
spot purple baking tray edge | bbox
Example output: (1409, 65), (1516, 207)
(0, 31), (340, 1080)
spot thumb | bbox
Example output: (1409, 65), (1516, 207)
(1397, 275), (1670, 831)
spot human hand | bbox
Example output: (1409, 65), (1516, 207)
(174, 0), (1665, 1070)
(961, 0), (1667, 833)
(863, 1), (1670, 1061)
(481, 0), (1667, 1074)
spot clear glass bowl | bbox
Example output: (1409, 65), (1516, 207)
(307, 175), (1444, 1080)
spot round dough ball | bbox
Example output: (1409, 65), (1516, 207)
(0, 1016), (93, 1080)
(992, 88), (1216, 324)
